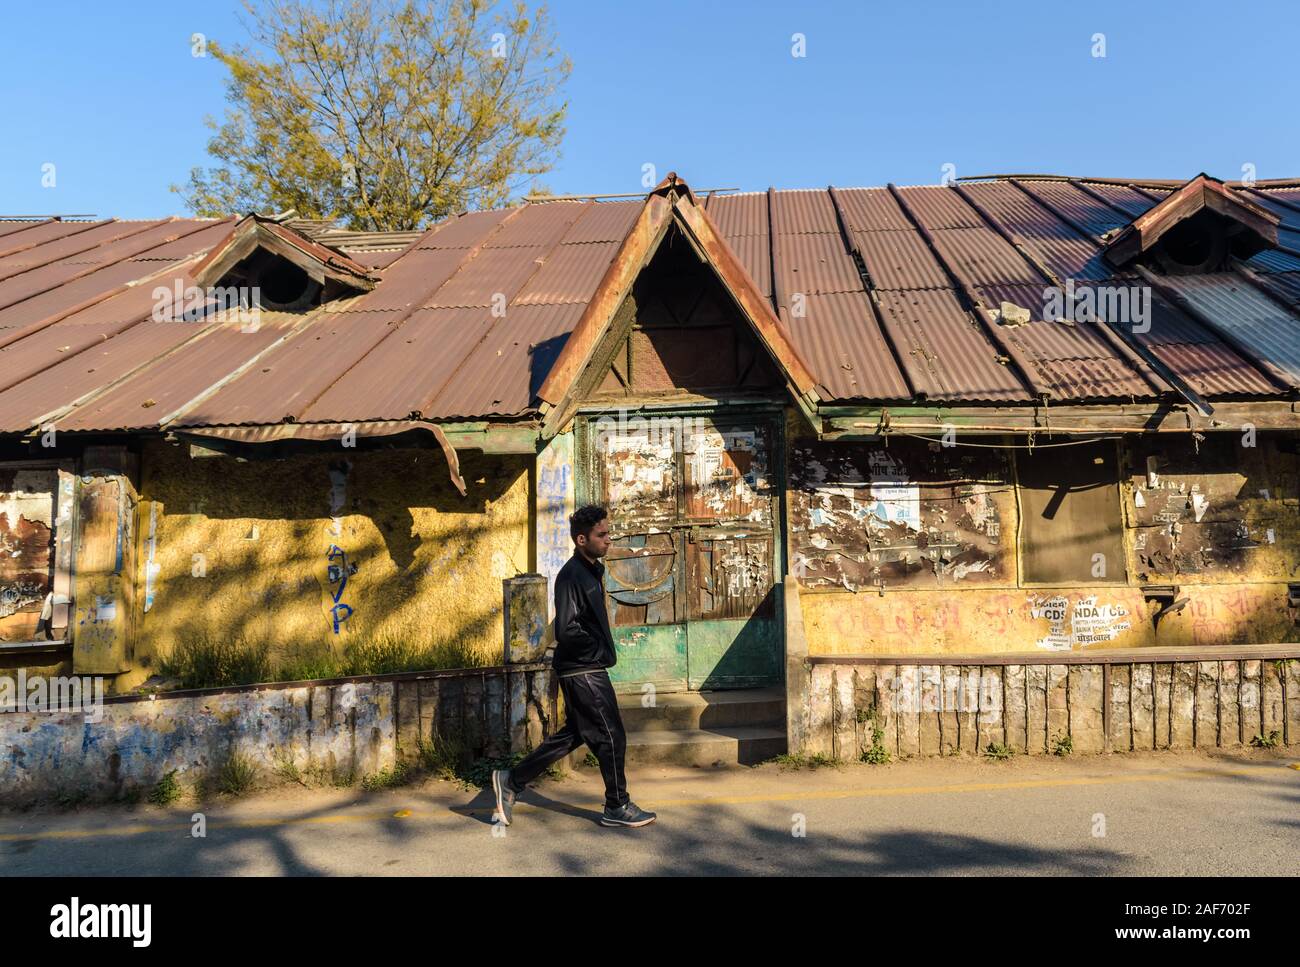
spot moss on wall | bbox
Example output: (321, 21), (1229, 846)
(127, 438), (529, 686)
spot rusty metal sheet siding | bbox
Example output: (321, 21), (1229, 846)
(1236, 193), (1300, 232)
(58, 320), (295, 431)
(0, 261), (160, 329)
(723, 234), (771, 296)
(0, 221), (106, 256)
(0, 320), (203, 431)
(513, 242), (621, 305)
(793, 291), (910, 401)
(0, 221), (151, 271)
(770, 190), (839, 234)
(1019, 232), (1114, 282)
(299, 306), (493, 421)
(959, 181), (1063, 233)
(342, 248), (469, 312)
(1246, 247), (1300, 274)
(1119, 298), (1276, 398)
(0, 221), (56, 241)
(0, 260), (96, 305)
(776, 233), (862, 296)
(1078, 182), (1159, 218)
(974, 283), (1154, 401)
(874, 288), (1028, 401)
(425, 246), (546, 308)
(893, 186), (983, 230)
(833, 187), (912, 232)
(1018, 181), (1129, 237)
(0, 318), (136, 390)
(41, 267), (195, 330)
(560, 201), (641, 243)
(428, 302), (584, 418)
(49, 221), (216, 267)
(481, 202), (586, 248)
(1143, 340), (1276, 398)
(1162, 274), (1300, 383)
(855, 229), (950, 290)
(415, 208), (515, 248)
(928, 227), (1042, 285)
(705, 192), (768, 237)
(1261, 271), (1300, 304)
(124, 220), (240, 261)
(175, 310), (408, 427)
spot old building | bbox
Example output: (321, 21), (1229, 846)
(1, 171), (1297, 765)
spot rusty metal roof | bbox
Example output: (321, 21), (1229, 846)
(0, 174), (1296, 438)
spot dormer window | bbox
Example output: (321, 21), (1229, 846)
(190, 214), (376, 313)
(1103, 174), (1280, 275)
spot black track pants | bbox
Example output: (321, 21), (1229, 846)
(509, 668), (629, 810)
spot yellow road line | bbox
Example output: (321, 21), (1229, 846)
(0, 766), (1278, 843)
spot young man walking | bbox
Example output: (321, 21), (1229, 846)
(492, 506), (656, 828)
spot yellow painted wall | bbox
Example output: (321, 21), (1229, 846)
(126, 438), (529, 686)
(795, 428), (1300, 656)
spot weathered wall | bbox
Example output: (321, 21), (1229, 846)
(798, 653), (1300, 759)
(127, 438), (530, 686)
(0, 664), (556, 805)
(791, 430), (1300, 656)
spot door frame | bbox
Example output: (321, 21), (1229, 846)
(573, 400), (788, 691)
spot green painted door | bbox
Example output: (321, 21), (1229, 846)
(583, 414), (783, 693)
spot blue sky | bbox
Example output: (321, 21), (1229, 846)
(1, 0), (1295, 218)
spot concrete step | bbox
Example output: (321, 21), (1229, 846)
(566, 725), (787, 770)
(615, 687), (786, 732)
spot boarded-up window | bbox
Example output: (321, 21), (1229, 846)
(1017, 442), (1125, 584)
(0, 467), (60, 641)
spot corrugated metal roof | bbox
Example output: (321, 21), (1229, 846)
(706, 192), (768, 237)
(1016, 181), (1130, 237)
(1161, 274), (1300, 385)
(833, 187), (913, 232)
(853, 230), (949, 290)
(514, 241), (621, 305)
(0, 173), (1295, 434)
(975, 282), (1154, 401)
(723, 234), (772, 297)
(892, 185), (985, 230)
(928, 227), (1043, 286)
(428, 302), (585, 418)
(873, 287), (1028, 402)
(770, 190), (839, 234)
(788, 291), (911, 401)
(774, 233), (862, 296)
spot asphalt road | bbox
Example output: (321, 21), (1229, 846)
(2, 750), (1297, 876)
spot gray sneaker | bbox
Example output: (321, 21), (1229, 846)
(600, 800), (656, 827)
(492, 769), (517, 826)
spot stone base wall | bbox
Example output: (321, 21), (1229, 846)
(0, 664), (555, 805)
(796, 654), (1300, 760)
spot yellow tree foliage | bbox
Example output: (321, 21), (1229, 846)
(175, 0), (570, 230)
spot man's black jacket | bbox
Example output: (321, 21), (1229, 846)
(552, 552), (616, 675)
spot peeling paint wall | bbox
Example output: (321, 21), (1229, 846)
(0, 664), (556, 805)
(793, 430), (1300, 656)
(535, 430), (574, 622)
(128, 438), (529, 685)
(0, 467), (59, 641)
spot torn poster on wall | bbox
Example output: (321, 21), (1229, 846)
(1030, 594), (1131, 650)
(1128, 436), (1289, 577)
(790, 439), (1007, 590)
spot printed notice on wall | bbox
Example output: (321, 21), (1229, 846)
(1030, 594), (1131, 650)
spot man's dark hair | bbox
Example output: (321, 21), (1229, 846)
(570, 505), (608, 540)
